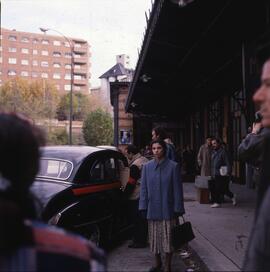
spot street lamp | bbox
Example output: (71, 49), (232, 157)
(39, 27), (74, 145)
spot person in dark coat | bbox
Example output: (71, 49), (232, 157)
(209, 138), (236, 208)
(139, 139), (185, 272)
(238, 117), (270, 191)
(243, 58), (270, 270)
(151, 127), (176, 161)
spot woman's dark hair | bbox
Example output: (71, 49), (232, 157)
(152, 126), (168, 140)
(126, 144), (139, 155)
(0, 113), (43, 254)
(150, 139), (167, 155)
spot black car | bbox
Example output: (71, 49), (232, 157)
(31, 145), (130, 246)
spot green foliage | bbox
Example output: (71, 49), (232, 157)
(83, 109), (113, 146)
(56, 92), (91, 121)
(46, 128), (68, 145)
(0, 78), (60, 121)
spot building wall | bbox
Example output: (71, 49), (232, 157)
(117, 86), (133, 151)
(0, 28), (91, 94)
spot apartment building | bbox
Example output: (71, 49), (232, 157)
(0, 27), (91, 93)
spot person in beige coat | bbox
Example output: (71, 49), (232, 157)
(197, 136), (212, 176)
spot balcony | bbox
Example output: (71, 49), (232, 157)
(73, 56), (88, 64)
(73, 78), (88, 85)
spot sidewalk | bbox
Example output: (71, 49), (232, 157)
(184, 182), (256, 271)
(108, 240), (186, 271)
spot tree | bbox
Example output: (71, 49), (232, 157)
(0, 78), (60, 121)
(56, 92), (91, 121)
(83, 109), (113, 146)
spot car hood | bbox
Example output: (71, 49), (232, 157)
(31, 179), (71, 209)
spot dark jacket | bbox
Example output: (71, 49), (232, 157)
(243, 187), (270, 271)
(211, 148), (231, 177)
(238, 128), (270, 167)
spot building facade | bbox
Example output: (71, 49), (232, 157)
(126, 0), (270, 185)
(0, 27), (91, 93)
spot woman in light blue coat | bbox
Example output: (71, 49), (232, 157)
(139, 139), (185, 272)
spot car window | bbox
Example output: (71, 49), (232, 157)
(37, 158), (73, 180)
(104, 158), (119, 180)
(90, 160), (105, 182)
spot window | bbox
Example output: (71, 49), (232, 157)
(41, 39), (49, 45)
(74, 54), (81, 58)
(32, 60), (38, 66)
(64, 42), (70, 47)
(74, 86), (81, 91)
(74, 64), (81, 69)
(33, 38), (39, 44)
(74, 75), (82, 80)
(21, 48), (29, 54)
(38, 159), (73, 180)
(64, 85), (71, 91)
(33, 49), (38, 55)
(53, 62), (61, 68)
(21, 59), (29, 65)
(8, 58), (17, 64)
(53, 40), (61, 46)
(41, 50), (48, 56)
(55, 85), (60, 90)
(41, 73), (48, 78)
(8, 35), (17, 41)
(8, 47), (17, 53)
(21, 37), (29, 43)
(65, 64), (71, 69)
(65, 74), (71, 80)
(8, 70), (16, 76)
(41, 61), (49, 67)
(74, 43), (81, 48)
(53, 73), (61, 79)
(104, 158), (118, 180)
(53, 52), (61, 57)
(21, 71), (29, 77)
(65, 52), (72, 58)
(32, 72), (38, 78)
(90, 161), (104, 182)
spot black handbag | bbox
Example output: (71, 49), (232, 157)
(172, 216), (195, 249)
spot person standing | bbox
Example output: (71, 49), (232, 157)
(197, 136), (212, 176)
(0, 113), (106, 271)
(139, 139), (185, 272)
(243, 58), (270, 271)
(123, 145), (149, 248)
(209, 138), (236, 208)
(151, 126), (176, 161)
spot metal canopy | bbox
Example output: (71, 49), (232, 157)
(126, 0), (269, 119)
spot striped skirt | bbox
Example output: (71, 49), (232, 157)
(148, 219), (176, 254)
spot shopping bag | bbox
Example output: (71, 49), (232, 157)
(172, 216), (195, 249)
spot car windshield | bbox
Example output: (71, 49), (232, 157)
(37, 158), (73, 180)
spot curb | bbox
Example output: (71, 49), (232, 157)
(189, 228), (240, 272)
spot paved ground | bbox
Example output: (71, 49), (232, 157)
(107, 240), (186, 272)
(107, 182), (256, 272)
(184, 182), (256, 271)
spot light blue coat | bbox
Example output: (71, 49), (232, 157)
(139, 158), (185, 220)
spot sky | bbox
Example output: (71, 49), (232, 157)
(1, 0), (153, 87)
